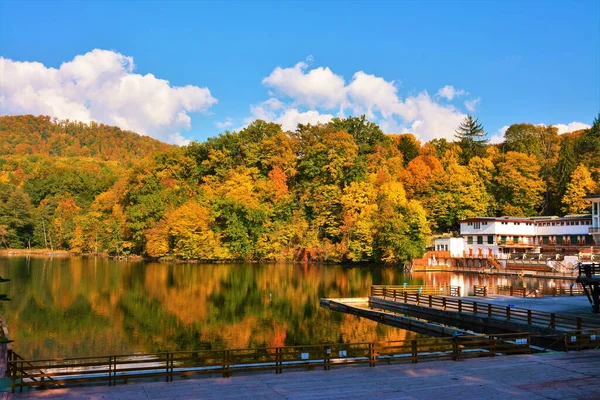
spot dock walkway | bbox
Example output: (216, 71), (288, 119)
(6, 350), (600, 399)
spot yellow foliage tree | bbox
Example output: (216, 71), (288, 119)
(561, 164), (598, 214)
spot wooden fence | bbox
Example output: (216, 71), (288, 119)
(371, 285), (461, 297)
(374, 292), (600, 332)
(7, 333), (532, 391)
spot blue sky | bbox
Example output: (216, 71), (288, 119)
(0, 0), (598, 144)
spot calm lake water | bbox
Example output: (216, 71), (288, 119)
(0, 256), (570, 359)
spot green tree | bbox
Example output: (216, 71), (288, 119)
(454, 115), (488, 164)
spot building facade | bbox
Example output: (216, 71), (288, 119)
(586, 194), (600, 245)
(458, 215), (594, 258)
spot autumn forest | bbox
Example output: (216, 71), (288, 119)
(1, 114), (599, 263)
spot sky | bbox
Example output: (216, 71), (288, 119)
(0, 0), (599, 145)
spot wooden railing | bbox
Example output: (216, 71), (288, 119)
(563, 328), (600, 351)
(578, 262), (600, 277)
(473, 285), (585, 297)
(371, 285), (461, 297)
(7, 333), (532, 391)
(374, 292), (600, 332)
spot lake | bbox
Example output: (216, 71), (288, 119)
(0, 256), (569, 359)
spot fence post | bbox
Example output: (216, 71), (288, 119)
(275, 347), (281, 374)
(416, 292), (420, 305)
(577, 317), (582, 331)
(370, 286), (374, 296)
(473, 285), (477, 297)
(324, 346), (330, 371)
(108, 356), (113, 387)
(442, 297), (447, 310)
(550, 313), (555, 329)
(510, 286), (513, 296)
(489, 336), (496, 357)
(223, 350), (230, 378)
(458, 299), (462, 313)
(484, 286), (488, 297)
(457, 287), (461, 297)
(527, 310), (532, 325)
(473, 302), (478, 316)
(411, 340), (418, 363)
(369, 343), (376, 367)
(383, 287), (387, 298)
(452, 336), (459, 360)
(506, 306), (511, 321)
(404, 292), (408, 303)
(488, 303), (492, 317)
(429, 295), (433, 307)
(393, 289), (397, 301)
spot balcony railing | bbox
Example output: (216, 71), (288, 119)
(497, 241), (535, 247)
(590, 227), (600, 234)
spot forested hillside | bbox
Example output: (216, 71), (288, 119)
(1, 114), (598, 262)
(0, 115), (172, 161)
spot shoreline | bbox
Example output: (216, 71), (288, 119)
(0, 249), (396, 266)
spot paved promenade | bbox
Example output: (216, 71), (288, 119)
(5, 350), (600, 399)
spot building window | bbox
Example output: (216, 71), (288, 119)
(468, 236), (473, 244)
(500, 235), (507, 244)
(487, 235), (494, 244)
(482, 222), (487, 226)
(474, 222), (481, 229)
(477, 236), (483, 244)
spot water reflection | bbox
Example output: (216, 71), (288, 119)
(0, 257), (573, 359)
(0, 257), (416, 359)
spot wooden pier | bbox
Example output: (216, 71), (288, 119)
(322, 287), (600, 349)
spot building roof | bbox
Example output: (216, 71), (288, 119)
(461, 214), (592, 223)
(584, 193), (600, 200)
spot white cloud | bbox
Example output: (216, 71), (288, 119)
(488, 134), (505, 145)
(553, 121), (591, 134)
(247, 98), (332, 131)
(276, 109), (333, 131)
(216, 117), (234, 129)
(464, 97), (481, 112)
(436, 85), (468, 101)
(261, 61), (346, 109)
(0, 49), (217, 144)
(252, 59), (471, 141)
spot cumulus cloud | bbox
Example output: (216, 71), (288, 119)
(553, 121), (591, 134)
(262, 61), (346, 109)
(253, 59), (471, 141)
(247, 98), (333, 131)
(436, 85), (468, 101)
(0, 49), (217, 144)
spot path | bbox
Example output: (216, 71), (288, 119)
(5, 350), (600, 399)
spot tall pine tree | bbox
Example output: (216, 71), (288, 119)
(454, 115), (488, 164)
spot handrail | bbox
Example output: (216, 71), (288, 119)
(370, 285), (461, 297)
(578, 262), (600, 277)
(7, 333), (532, 391)
(372, 292), (599, 332)
(472, 285), (584, 297)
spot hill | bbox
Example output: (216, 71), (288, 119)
(0, 115), (172, 162)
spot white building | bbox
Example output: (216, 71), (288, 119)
(433, 237), (464, 255)
(586, 194), (600, 245)
(458, 215), (594, 258)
